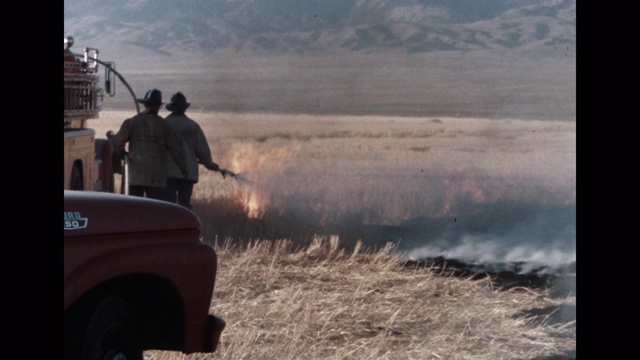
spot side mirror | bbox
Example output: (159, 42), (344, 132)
(105, 62), (116, 96)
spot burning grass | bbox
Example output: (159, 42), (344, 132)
(144, 237), (575, 359)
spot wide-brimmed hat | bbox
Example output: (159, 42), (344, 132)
(166, 91), (191, 111)
(137, 88), (164, 106)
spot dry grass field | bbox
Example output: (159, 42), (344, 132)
(105, 49), (576, 122)
(90, 110), (576, 359)
(148, 238), (574, 360)
(93, 111), (575, 248)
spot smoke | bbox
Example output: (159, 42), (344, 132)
(201, 125), (575, 279)
(380, 196), (576, 276)
(404, 230), (576, 275)
(212, 160), (575, 277)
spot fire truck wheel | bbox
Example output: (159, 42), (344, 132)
(70, 163), (84, 190)
(65, 294), (143, 360)
(107, 168), (115, 193)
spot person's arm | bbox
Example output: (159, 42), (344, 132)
(195, 126), (220, 172)
(112, 119), (131, 159)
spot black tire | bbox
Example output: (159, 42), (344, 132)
(105, 167), (115, 193)
(70, 163), (84, 191)
(65, 295), (143, 360)
(108, 169), (115, 193)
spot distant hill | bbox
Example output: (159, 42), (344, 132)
(64, 0), (575, 59)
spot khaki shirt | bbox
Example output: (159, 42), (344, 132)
(164, 112), (218, 182)
(112, 112), (187, 187)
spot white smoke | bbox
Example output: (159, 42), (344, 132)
(404, 236), (575, 275)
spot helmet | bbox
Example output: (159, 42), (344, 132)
(137, 89), (164, 106)
(166, 92), (191, 111)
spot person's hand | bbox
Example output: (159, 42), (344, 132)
(208, 162), (220, 172)
(220, 168), (236, 179)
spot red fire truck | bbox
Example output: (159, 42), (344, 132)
(64, 36), (226, 358)
(64, 36), (138, 192)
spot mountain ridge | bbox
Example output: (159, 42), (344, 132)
(64, 0), (575, 60)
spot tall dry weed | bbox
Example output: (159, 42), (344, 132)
(145, 237), (575, 360)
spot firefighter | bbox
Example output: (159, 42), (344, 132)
(112, 89), (187, 200)
(163, 92), (224, 209)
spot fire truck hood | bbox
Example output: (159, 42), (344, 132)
(64, 190), (201, 237)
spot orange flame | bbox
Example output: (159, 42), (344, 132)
(221, 142), (300, 219)
(435, 170), (503, 217)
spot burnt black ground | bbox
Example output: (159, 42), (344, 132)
(403, 257), (576, 359)
(402, 256), (576, 320)
(403, 256), (576, 297)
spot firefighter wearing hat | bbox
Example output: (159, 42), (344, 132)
(163, 91), (226, 209)
(112, 89), (188, 199)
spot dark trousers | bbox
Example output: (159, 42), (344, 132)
(129, 185), (166, 201)
(166, 178), (195, 209)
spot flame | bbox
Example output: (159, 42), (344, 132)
(246, 191), (263, 218)
(221, 142), (300, 219)
(435, 169), (504, 217)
